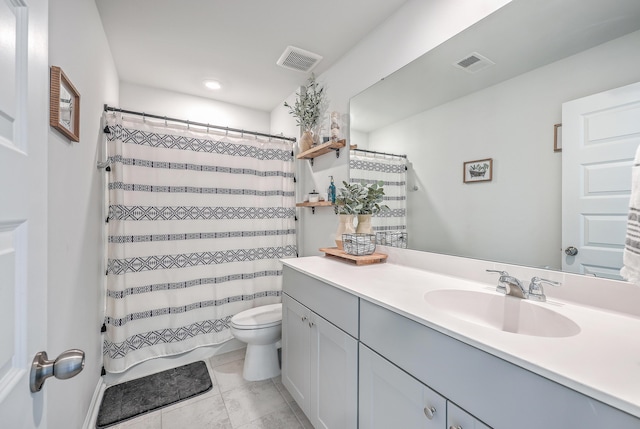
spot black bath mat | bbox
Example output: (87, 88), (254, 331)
(96, 360), (212, 428)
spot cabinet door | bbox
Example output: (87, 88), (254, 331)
(359, 344), (446, 429)
(282, 293), (312, 412)
(448, 402), (491, 429)
(310, 312), (358, 429)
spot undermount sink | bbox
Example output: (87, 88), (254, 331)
(424, 289), (581, 338)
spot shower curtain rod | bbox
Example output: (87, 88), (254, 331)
(103, 104), (297, 142)
(350, 147), (407, 159)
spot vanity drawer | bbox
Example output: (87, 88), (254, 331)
(283, 265), (359, 338)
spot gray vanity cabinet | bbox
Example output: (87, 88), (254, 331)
(282, 265), (640, 428)
(359, 299), (640, 429)
(359, 343), (448, 428)
(282, 267), (358, 429)
(281, 294), (312, 410)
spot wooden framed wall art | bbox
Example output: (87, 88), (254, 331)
(50, 66), (80, 142)
(463, 158), (493, 183)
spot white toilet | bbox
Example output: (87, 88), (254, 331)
(229, 303), (283, 381)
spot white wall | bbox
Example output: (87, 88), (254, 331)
(271, 0), (511, 256)
(367, 30), (640, 269)
(48, 0), (119, 426)
(119, 82), (271, 134)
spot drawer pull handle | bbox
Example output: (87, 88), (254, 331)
(423, 406), (436, 420)
(449, 426), (462, 429)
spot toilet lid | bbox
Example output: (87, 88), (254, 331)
(230, 303), (282, 329)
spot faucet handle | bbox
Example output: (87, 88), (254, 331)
(528, 277), (561, 302)
(486, 269), (509, 276)
(486, 269), (509, 294)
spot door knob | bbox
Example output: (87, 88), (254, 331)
(564, 246), (578, 256)
(30, 349), (85, 392)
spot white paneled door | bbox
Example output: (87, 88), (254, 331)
(562, 81), (640, 279)
(0, 0), (49, 427)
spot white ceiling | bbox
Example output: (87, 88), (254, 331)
(351, 0), (640, 132)
(95, 0), (408, 112)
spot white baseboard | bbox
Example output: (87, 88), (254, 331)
(82, 377), (106, 429)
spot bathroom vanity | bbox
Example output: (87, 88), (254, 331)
(281, 252), (640, 429)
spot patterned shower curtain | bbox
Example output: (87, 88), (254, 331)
(103, 113), (296, 373)
(350, 151), (407, 247)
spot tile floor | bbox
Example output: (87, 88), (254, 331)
(107, 348), (313, 429)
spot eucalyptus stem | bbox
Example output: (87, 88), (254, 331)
(284, 73), (325, 132)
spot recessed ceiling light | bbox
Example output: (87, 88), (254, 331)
(203, 80), (222, 90)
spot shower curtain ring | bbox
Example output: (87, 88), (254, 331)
(225, 127), (229, 137)
(187, 120), (190, 130)
(207, 123), (210, 133)
(142, 112), (146, 122)
(164, 116), (167, 126)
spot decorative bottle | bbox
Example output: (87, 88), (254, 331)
(328, 176), (336, 204)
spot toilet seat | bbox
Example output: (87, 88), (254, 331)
(230, 303), (282, 330)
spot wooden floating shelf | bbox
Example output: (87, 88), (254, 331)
(319, 247), (388, 265)
(297, 139), (347, 160)
(296, 201), (334, 214)
(296, 201), (334, 208)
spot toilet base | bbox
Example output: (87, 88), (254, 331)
(243, 343), (281, 381)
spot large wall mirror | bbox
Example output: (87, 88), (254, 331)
(350, 0), (640, 278)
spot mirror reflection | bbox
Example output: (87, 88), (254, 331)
(59, 83), (73, 131)
(349, 147), (408, 248)
(350, 0), (640, 278)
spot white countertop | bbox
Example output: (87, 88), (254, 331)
(281, 256), (640, 419)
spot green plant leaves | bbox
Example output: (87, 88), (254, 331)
(283, 73), (325, 132)
(335, 180), (390, 215)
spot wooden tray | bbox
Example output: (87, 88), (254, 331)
(319, 247), (387, 265)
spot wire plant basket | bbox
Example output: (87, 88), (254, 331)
(375, 231), (408, 249)
(342, 233), (376, 256)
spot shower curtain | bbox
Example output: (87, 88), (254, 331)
(350, 152), (407, 247)
(103, 114), (296, 372)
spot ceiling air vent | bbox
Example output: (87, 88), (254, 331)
(453, 52), (495, 73)
(277, 46), (323, 73)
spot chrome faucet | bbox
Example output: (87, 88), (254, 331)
(486, 270), (562, 301)
(486, 270), (527, 298)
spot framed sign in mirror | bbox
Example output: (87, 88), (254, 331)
(50, 66), (80, 142)
(463, 158), (493, 183)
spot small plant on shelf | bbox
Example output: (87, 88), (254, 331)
(284, 73), (326, 151)
(335, 181), (389, 215)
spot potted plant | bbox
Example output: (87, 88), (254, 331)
(333, 181), (362, 249)
(334, 181), (389, 246)
(284, 73), (326, 151)
(353, 180), (389, 234)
